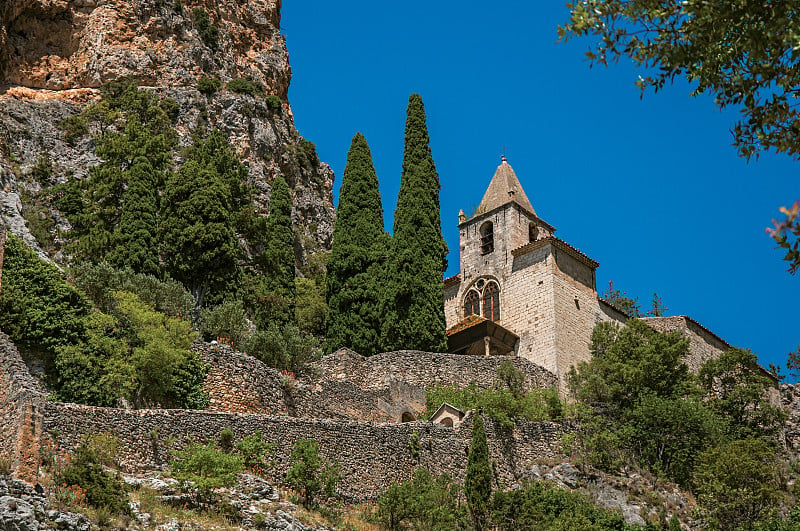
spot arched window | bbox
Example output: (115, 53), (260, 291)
(529, 223), (539, 242)
(480, 221), (494, 255)
(464, 290), (480, 317)
(401, 412), (416, 422)
(483, 282), (500, 322)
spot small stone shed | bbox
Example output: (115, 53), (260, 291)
(430, 402), (466, 428)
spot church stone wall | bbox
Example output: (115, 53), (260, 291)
(505, 246), (558, 375)
(641, 316), (729, 373)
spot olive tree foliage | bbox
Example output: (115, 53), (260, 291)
(559, 1), (800, 272)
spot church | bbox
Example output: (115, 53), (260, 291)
(443, 158), (733, 388)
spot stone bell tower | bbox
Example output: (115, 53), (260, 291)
(445, 157), (618, 388)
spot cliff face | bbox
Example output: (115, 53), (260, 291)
(0, 0), (334, 260)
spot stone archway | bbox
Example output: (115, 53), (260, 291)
(401, 411), (416, 423)
(439, 417), (454, 428)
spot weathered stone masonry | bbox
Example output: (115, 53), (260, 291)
(0, 331), (44, 484)
(2, 333), (565, 500)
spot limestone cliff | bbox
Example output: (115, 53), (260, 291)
(0, 0), (334, 262)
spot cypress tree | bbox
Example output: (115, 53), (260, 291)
(325, 133), (387, 356)
(253, 175), (295, 327)
(109, 157), (161, 277)
(160, 159), (240, 308)
(465, 413), (492, 531)
(381, 94), (448, 352)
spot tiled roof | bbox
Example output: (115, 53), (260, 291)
(476, 158), (536, 217)
(443, 274), (461, 288)
(446, 314), (488, 336)
(512, 236), (599, 269)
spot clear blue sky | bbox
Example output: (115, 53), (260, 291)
(282, 1), (799, 373)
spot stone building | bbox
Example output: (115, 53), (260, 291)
(443, 157), (730, 389)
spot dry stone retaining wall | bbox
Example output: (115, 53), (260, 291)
(0, 331), (44, 483)
(40, 402), (565, 502)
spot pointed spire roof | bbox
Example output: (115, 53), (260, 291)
(475, 157), (535, 217)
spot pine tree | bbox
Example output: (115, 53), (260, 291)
(648, 292), (669, 317)
(325, 133), (387, 355)
(381, 94), (448, 352)
(465, 413), (492, 531)
(108, 157), (161, 276)
(252, 175), (295, 327)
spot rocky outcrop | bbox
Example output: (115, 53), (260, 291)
(0, 0), (334, 261)
(0, 477), (90, 530)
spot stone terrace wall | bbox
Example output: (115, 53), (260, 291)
(201, 343), (289, 414)
(40, 402), (565, 501)
(203, 346), (557, 422)
(313, 349), (558, 392)
(0, 331), (44, 483)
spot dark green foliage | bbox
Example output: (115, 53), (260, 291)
(191, 8), (219, 50)
(29, 152), (54, 183)
(160, 135), (244, 307)
(71, 262), (194, 319)
(18, 187), (56, 253)
(465, 414), (492, 531)
(64, 80), (177, 265)
(199, 299), (250, 349)
(496, 360), (525, 398)
(381, 94), (448, 353)
(569, 319), (690, 415)
(226, 77), (265, 98)
(694, 438), (784, 530)
(601, 280), (642, 317)
(285, 439), (340, 508)
(108, 157), (161, 276)
(265, 95), (282, 113)
(197, 76), (221, 97)
(325, 133), (387, 356)
(57, 443), (128, 514)
(243, 323), (320, 374)
(251, 175), (295, 327)
(376, 468), (466, 530)
(295, 138), (319, 170)
(699, 348), (787, 440)
(624, 395), (725, 487)
(0, 233), (91, 352)
(490, 479), (637, 530)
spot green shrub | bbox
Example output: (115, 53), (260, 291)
(285, 439), (340, 508)
(57, 443), (128, 514)
(295, 138), (319, 169)
(72, 262), (194, 320)
(490, 479), (636, 530)
(197, 76), (221, 97)
(377, 468), (466, 530)
(235, 430), (274, 471)
(171, 442), (244, 497)
(244, 322), (321, 374)
(191, 8), (219, 50)
(58, 114), (89, 144)
(227, 77), (265, 98)
(265, 95), (282, 113)
(295, 276), (327, 335)
(218, 428), (235, 453)
(55, 291), (208, 409)
(0, 232), (91, 353)
(199, 299), (250, 348)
